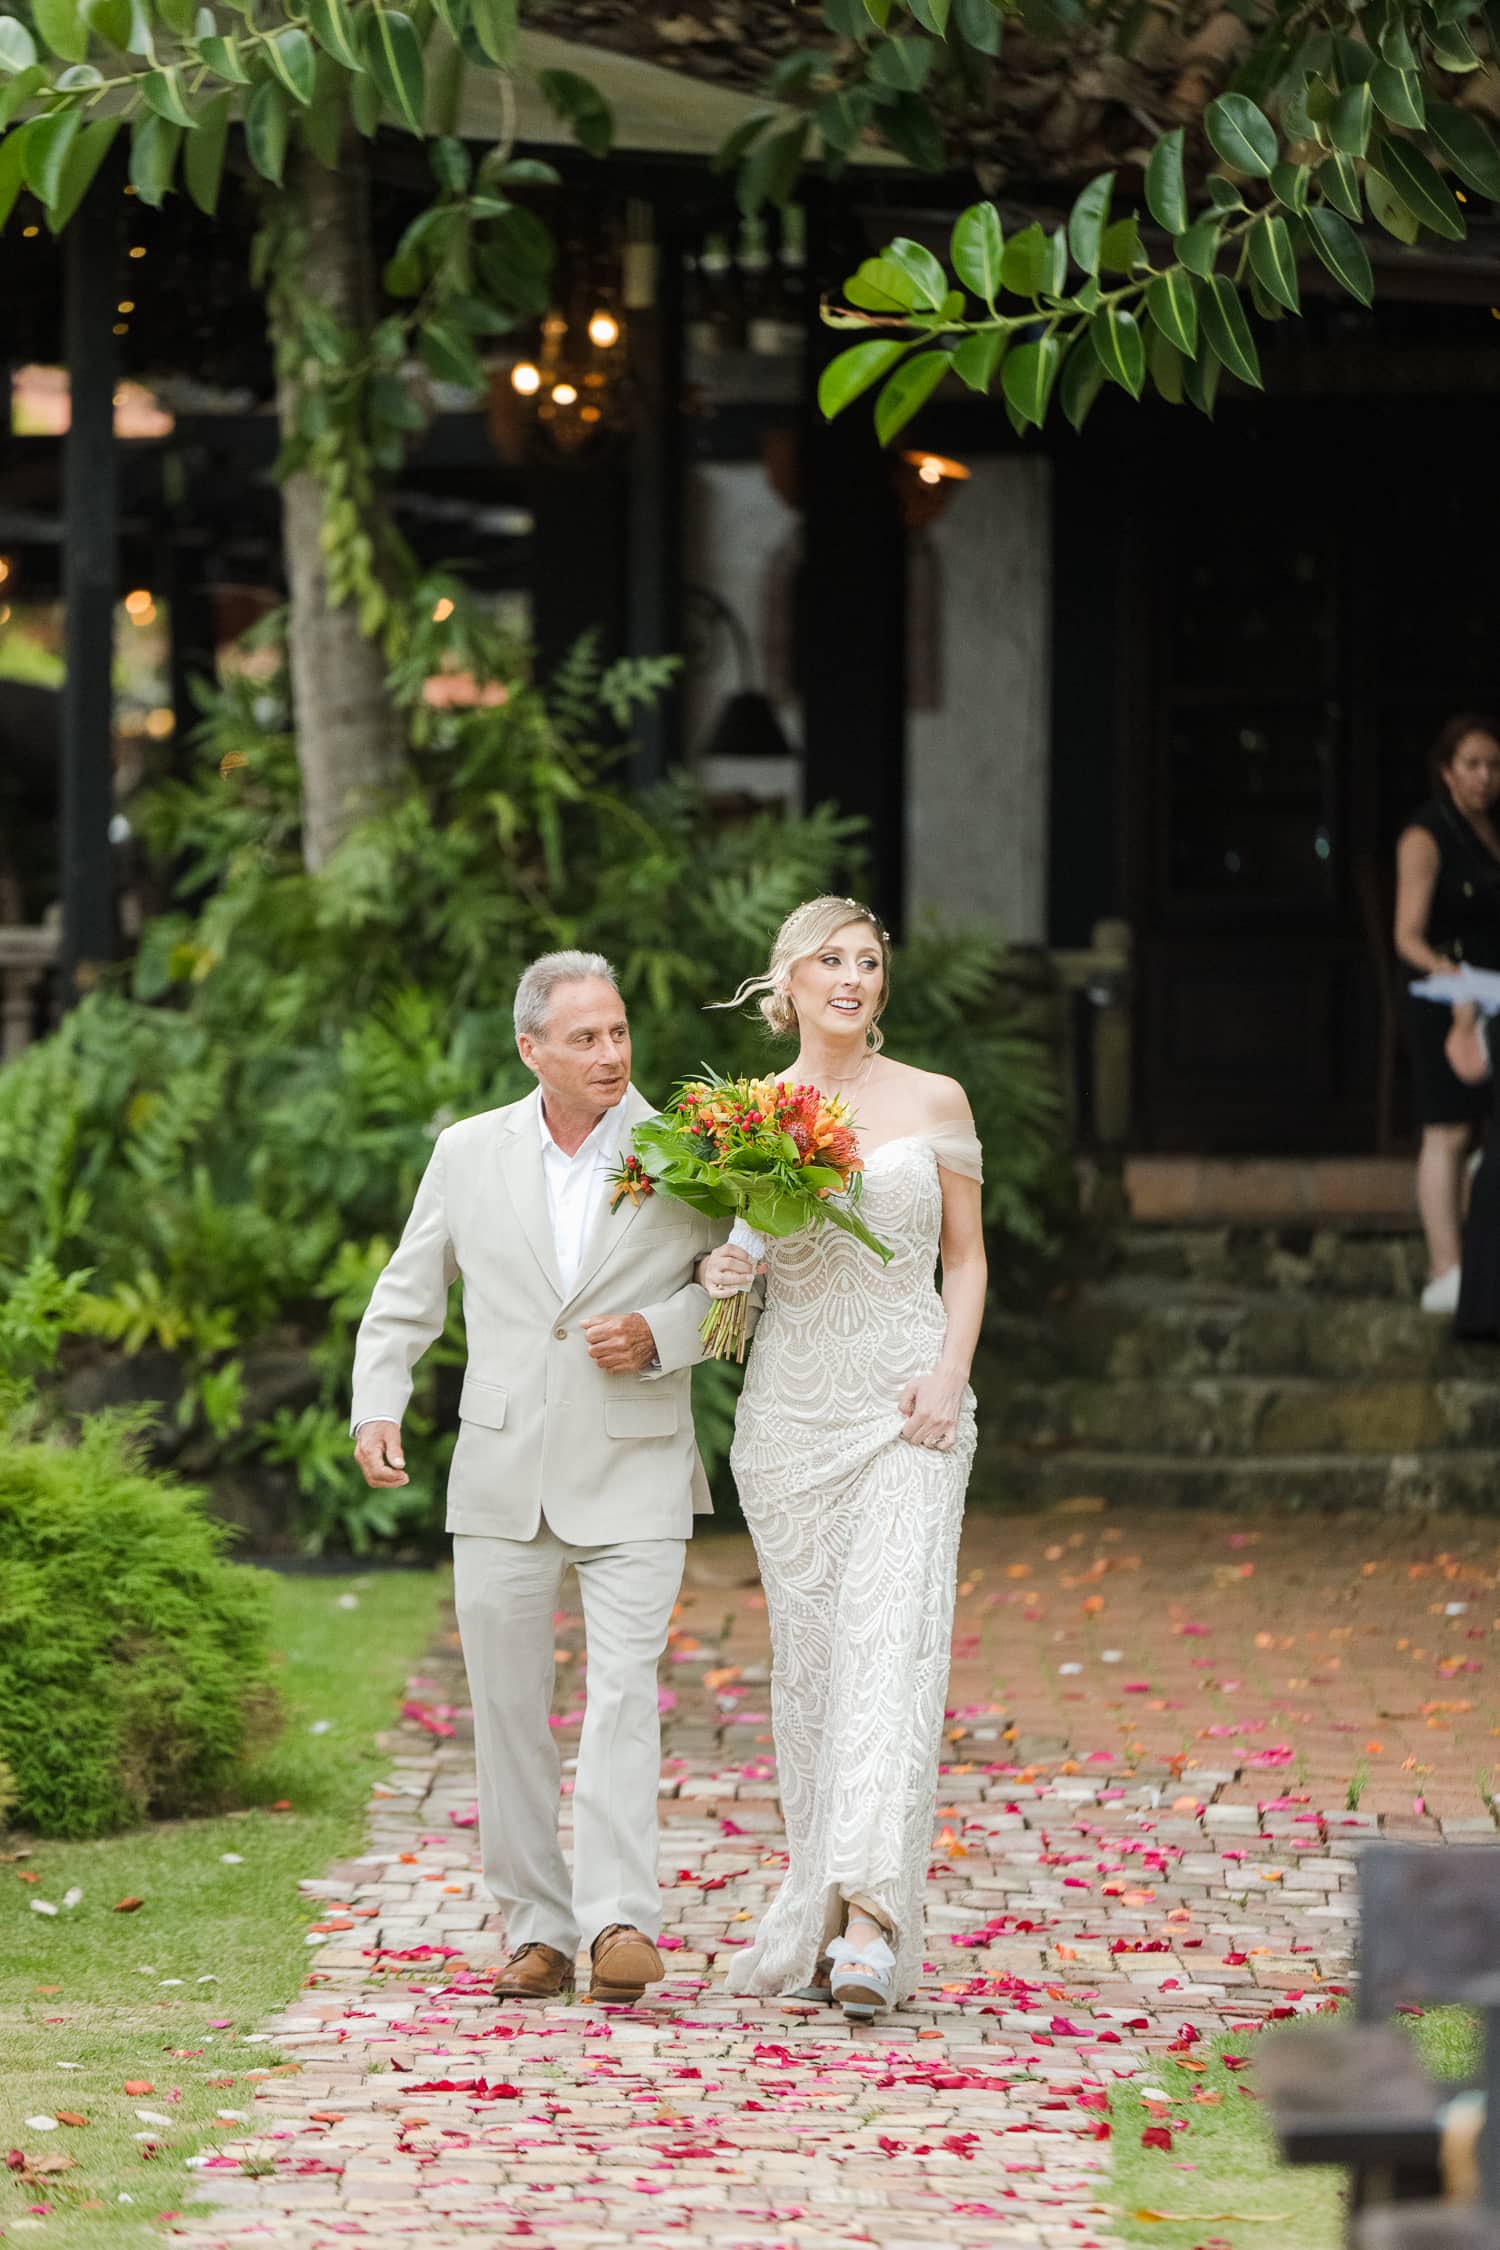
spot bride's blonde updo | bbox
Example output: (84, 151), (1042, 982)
(712, 894), (893, 1051)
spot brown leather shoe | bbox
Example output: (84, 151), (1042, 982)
(494, 1941), (574, 2000)
(587, 1923), (663, 2004)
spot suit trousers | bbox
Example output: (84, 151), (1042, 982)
(452, 1527), (685, 1959)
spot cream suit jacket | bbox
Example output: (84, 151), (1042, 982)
(349, 1086), (732, 1543)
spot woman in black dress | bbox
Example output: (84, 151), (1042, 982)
(1394, 713), (1500, 1314)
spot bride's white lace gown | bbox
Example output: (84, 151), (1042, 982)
(724, 1123), (983, 2004)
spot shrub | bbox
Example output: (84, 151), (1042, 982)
(0, 1418), (279, 1837)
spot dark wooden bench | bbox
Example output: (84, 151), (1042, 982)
(1259, 1842), (1500, 2245)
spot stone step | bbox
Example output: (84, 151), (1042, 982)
(983, 1446), (1500, 1513)
(985, 1279), (1496, 1384)
(1119, 1227), (1428, 1300)
(990, 1373), (1500, 1457)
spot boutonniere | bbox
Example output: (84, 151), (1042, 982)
(608, 1153), (655, 1211)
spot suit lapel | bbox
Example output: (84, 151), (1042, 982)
(497, 1092), (564, 1300)
(560, 1084), (654, 1311)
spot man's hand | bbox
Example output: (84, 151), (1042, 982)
(581, 1312), (657, 1373)
(354, 1419), (409, 1488)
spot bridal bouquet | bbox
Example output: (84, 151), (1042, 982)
(616, 1070), (892, 1361)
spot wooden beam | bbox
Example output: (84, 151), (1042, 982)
(59, 184), (119, 996)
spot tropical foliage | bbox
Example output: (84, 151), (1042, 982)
(0, 607), (1059, 1551)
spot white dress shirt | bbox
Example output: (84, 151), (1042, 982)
(539, 1093), (628, 1298)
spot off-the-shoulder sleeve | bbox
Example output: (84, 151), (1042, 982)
(926, 1121), (983, 1182)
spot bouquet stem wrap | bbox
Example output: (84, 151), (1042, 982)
(701, 1217), (769, 1365)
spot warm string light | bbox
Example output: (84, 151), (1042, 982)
(510, 361), (541, 395)
(431, 596), (454, 622)
(587, 309), (620, 349)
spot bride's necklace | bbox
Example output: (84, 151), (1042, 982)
(813, 1047), (877, 1103)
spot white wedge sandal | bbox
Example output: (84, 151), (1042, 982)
(827, 1931), (897, 2022)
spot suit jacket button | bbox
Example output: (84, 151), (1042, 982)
(554, 1326), (567, 1341)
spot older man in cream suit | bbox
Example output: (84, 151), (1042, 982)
(351, 951), (738, 2006)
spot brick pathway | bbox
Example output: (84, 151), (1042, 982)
(180, 1510), (1500, 2249)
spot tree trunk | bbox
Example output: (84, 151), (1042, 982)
(275, 140), (407, 873)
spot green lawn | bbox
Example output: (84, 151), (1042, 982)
(2, 1566), (446, 2246)
(1113, 2010), (1482, 2250)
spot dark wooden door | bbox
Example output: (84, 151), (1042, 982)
(1120, 404), (1500, 1154)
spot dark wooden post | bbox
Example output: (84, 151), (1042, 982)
(624, 198), (684, 791)
(60, 186), (119, 995)
(798, 193), (907, 929)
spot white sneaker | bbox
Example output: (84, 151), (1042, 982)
(1421, 1267), (1462, 1315)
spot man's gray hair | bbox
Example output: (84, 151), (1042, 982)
(513, 950), (621, 1042)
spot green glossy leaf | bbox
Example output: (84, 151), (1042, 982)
(1332, 35), (1375, 85)
(79, 0), (129, 50)
(1148, 328), (1184, 404)
(1199, 274), (1262, 387)
(861, 0), (892, 23)
(950, 202), (1002, 303)
(1089, 303), (1144, 395)
(843, 254), (919, 313)
(1183, 343), (1220, 418)
(1173, 216), (1221, 278)
(712, 107), (775, 176)
(21, 106), (78, 202)
(1205, 173), (1244, 212)
(1059, 333), (1104, 429)
(363, 7), (425, 137)
(872, 345), (949, 444)
(1146, 265), (1198, 355)
(1305, 201), (1372, 303)
(1379, 9), (1417, 68)
(45, 111), (114, 227)
(0, 17), (38, 70)
(350, 67), (381, 136)
(1427, 101), (1500, 200)
(736, 117), (807, 211)
(266, 25), (315, 104)
(881, 89), (944, 171)
(885, 235), (949, 310)
(909, 0), (950, 30)
(33, 0), (87, 64)
(469, 0), (518, 66)
(1365, 166), (1420, 241)
(537, 66), (612, 156)
(1247, 210), (1299, 312)
(1144, 125), (1187, 233)
(1372, 137), (1464, 239)
(1205, 90), (1277, 177)
(816, 86), (875, 156)
(951, 325), (1006, 391)
(1322, 149), (1362, 221)
(127, 110), (179, 205)
(1000, 334), (1059, 428)
(184, 86), (229, 211)
(1001, 221), (1048, 298)
(1329, 81), (1372, 155)
(198, 30), (250, 80)
(300, 49), (345, 165)
(124, 0), (154, 59)
(142, 67), (198, 128)
(419, 317), (484, 390)
(1098, 215), (1142, 272)
(0, 129), (25, 230)
(1067, 169), (1113, 275)
(869, 33), (932, 89)
(245, 77), (288, 183)
(305, 0), (359, 70)
(0, 60), (42, 120)
(54, 61), (103, 87)
(952, 0), (1001, 50)
(1430, 21), (1480, 70)
(817, 336), (913, 419)
(1270, 159), (1311, 212)
(1043, 225), (1068, 296)
(1370, 62), (1423, 127)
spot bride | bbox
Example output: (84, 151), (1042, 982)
(699, 895), (986, 2020)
